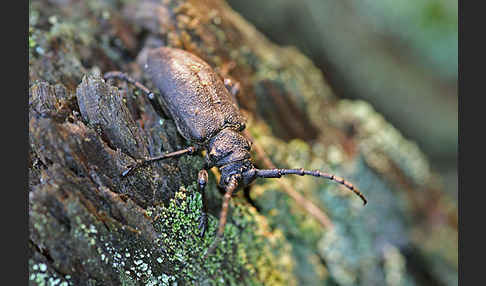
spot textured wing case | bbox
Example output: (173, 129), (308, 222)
(146, 48), (245, 143)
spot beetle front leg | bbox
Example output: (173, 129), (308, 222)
(198, 169), (209, 238)
(203, 176), (239, 258)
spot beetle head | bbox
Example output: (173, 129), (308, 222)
(206, 128), (257, 191)
(206, 128), (251, 167)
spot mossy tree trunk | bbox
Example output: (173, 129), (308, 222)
(29, 0), (457, 285)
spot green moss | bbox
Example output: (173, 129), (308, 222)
(247, 118), (380, 285)
(245, 93), (458, 285)
(145, 184), (295, 285)
(333, 100), (432, 186)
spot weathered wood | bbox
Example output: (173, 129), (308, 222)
(29, 0), (457, 285)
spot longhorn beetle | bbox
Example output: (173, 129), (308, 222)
(104, 47), (367, 257)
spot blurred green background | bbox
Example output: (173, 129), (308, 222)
(227, 0), (458, 198)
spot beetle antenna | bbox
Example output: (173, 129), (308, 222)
(255, 168), (367, 205)
(203, 176), (239, 259)
(242, 130), (333, 228)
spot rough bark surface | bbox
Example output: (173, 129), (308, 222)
(29, 0), (457, 285)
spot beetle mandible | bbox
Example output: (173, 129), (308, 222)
(104, 47), (367, 256)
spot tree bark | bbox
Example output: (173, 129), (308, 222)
(29, 0), (457, 285)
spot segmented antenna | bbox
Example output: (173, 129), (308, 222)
(255, 168), (367, 205)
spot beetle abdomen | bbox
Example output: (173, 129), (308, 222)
(146, 47), (246, 143)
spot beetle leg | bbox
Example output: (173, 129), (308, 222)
(103, 71), (166, 117)
(104, 71), (153, 97)
(203, 176), (238, 258)
(198, 169), (209, 238)
(122, 146), (197, 177)
(223, 78), (240, 100)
